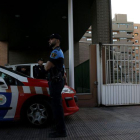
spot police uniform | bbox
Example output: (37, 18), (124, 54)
(48, 46), (66, 136)
(20, 66), (28, 75)
(33, 64), (46, 79)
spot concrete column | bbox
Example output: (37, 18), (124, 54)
(91, 0), (112, 44)
(0, 42), (8, 66)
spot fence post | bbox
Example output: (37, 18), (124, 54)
(96, 44), (102, 106)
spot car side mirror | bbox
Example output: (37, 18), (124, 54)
(0, 77), (8, 89)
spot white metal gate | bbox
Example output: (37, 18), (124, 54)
(97, 44), (140, 106)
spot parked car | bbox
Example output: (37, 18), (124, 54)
(0, 66), (79, 126)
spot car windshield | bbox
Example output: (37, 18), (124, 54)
(0, 66), (31, 78)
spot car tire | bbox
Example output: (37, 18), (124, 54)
(21, 98), (52, 127)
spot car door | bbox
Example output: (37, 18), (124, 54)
(0, 71), (20, 120)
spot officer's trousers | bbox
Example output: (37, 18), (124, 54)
(48, 79), (66, 133)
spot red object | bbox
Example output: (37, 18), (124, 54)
(13, 78), (79, 119)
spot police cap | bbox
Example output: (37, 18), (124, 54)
(37, 58), (44, 62)
(49, 33), (61, 41)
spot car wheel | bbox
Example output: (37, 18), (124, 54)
(22, 99), (52, 127)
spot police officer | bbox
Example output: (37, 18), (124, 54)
(33, 58), (46, 79)
(20, 66), (28, 75)
(44, 33), (67, 138)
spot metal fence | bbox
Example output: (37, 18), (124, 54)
(103, 44), (140, 84)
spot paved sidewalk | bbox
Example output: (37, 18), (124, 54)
(1, 106), (140, 140)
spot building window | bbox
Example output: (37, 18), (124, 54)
(127, 32), (131, 34)
(119, 24), (128, 28)
(86, 31), (91, 34)
(82, 36), (86, 38)
(135, 47), (139, 49)
(113, 32), (117, 35)
(134, 26), (138, 29)
(135, 40), (139, 43)
(119, 24), (126, 25)
(120, 38), (127, 39)
(120, 31), (126, 32)
(134, 33), (138, 36)
(113, 39), (117, 42)
(87, 38), (92, 41)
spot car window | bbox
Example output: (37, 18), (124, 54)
(0, 66), (31, 78)
(7, 67), (13, 70)
(16, 66), (30, 76)
(0, 72), (24, 86)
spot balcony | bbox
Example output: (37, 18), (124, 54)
(113, 34), (133, 39)
(113, 41), (134, 45)
(80, 38), (87, 42)
(84, 33), (92, 37)
(112, 24), (134, 31)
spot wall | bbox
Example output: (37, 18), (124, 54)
(9, 50), (50, 64)
(115, 14), (127, 22)
(64, 42), (80, 68)
(9, 41), (89, 69)
(79, 42), (90, 64)
(132, 24), (140, 45)
(0, 42), (8, 66)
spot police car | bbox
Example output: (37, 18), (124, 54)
(0, 66), (79, 126)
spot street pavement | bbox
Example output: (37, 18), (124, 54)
(1, 106), (140, 140)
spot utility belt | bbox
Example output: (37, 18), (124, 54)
(50, 71), (63, 83)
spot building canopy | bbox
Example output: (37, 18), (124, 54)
(0, 0), (93, 52)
